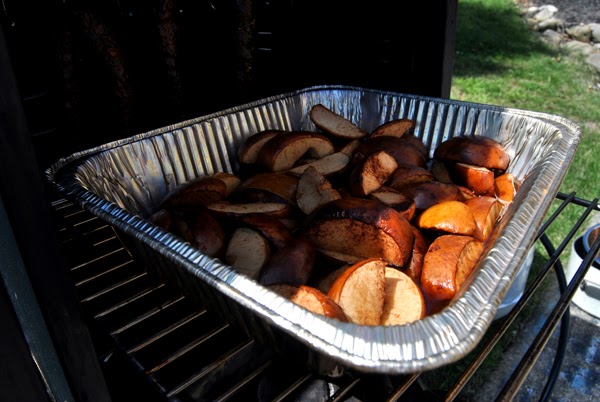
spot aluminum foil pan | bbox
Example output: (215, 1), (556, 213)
(47, 85), (581, 374)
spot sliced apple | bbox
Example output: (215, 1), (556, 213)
(495, 172), (518, 202)
(207, 201), (293, 219)
(381, 267), (426, 326)
(257, 131), (335, 172)
(402, 181), (469, 212)
(225, 227), (271, 279)
(305, 197), (415, 267)
(451, 162), (495, 197)
(337, 138), (362, 157)
(269, 284), (348, 322)
(400, 134), (429, 160)
(417, 200), (478, 237)
(160, 176), (227, 209)
(295, 166), (341, 215)
(430, 160), (453, 184)
(313, 264), (352, 295)
(434, 135), (510, 172)
(404, 225), (428, 283)
(309, 104), (367, 139)
(287, 152), (350, 178)
(350, 150), (398, 197)
(239, 172), (298, 204)
(464, 196), (505, 242)
(370, 186), (416, 221)
(238, 129), (283, 164)
(259, 238), (316, 286)
(386, 164), (435, 191)
(210, 172), (242, 197)
(316, 249), (364, 266)
(238, 213), (293, 250)
(420, 234), (484, 302)
(354, 136), (427, 169)
(327, 258), (387, 325)
(370, 118), (415, 139)
(149, 209), (173, 231)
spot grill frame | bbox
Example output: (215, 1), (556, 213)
(52, 193), (600, 401)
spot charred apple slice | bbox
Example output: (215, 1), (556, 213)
(309, 104), (368, 139)
(369, 118), (415, 139)
(434, 135), (510, 172)
(257, 131), (335, 172)
(269, 284), (348, 322)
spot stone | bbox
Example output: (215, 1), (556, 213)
(532, 5), (558, 22)
(542, 29), (564, 45)
(566, 24), (592, 43)
(563, 40), (595, 56)
(587, 54), (600, 74)
(524, 6), (540, 19)
(536, 18), (564, 31)
(590, 23), (600, 43)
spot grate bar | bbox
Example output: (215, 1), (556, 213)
(387, 373), (422, 402)
(80, 272), (148, 303)
(271, 372), (314, 402)
(71, 247), (128, 271)
(74, 259), (134, 286)
(109, 295), (186, 336)
(329, 378), (361, 402)
(212, 360), (274, 402)
(126, 310), (207, 354)
(93, 283), (167, 319)
(146, 323), (230, 374)
(166, 339), (257, 397)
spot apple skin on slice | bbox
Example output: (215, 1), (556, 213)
(269, 284), (348, 322)
(238, 129), (283, 164)
(327, 258), (387, 325)
(238, 213), (293, 250)
(420, 234), (484, 302)
(354, 136), (427, 169)
(309, 104), (368, 140)
(258, 238), (316, 287)
(416, 200), (479, 237)
(160, 176), (228, 209)
(239, 172), (299, 205)
(295, 166), (341, 216)
(450, 162), (495, 197)
(304, 197), (415, 267)
(464, 196), (505, 242)
(433, 135), (510, 172)
(369, 118), (415, 139)
(257, 131), (335, 172)
(349, 150), (398, 197)
(495, 172), (518, 202)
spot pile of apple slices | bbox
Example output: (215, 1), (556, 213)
(150, 104), (518, 326)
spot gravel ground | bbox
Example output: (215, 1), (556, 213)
(525, 0), (600, 24)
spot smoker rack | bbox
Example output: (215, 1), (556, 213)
(52, 191), (600, 402)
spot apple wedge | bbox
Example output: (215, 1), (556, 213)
(238, 213), (293, 250)
(350, 150), (398, 197)
(416, 200), (478, 237)
(309, 104), (367, 140)
(420, 234), (484, 302)
(400, 134), (429, 160)
(257, 131), (335, 172)
(495, 172), (518, 202)
(174, 209), (227, 258)
(304, 197), (415, 267)
(295, 166), (341, 215)
(225, 227), (271, 279)
(381, 267), (426, 326)
(434, 135), (510, 172)
(207, 201), (293, 219)
(238, 129), (283, 164)
(354, 136), (427, 169)
(451, 162), (495, 197)
(209, 172), (242, 197)
(430, 160), (453, 184)
(287, 152), (350, 178)
(239, 172), (298, 204)
(259, 238), (316, 286)
(160, 176), (227, 209)
(149, 209), (173, 231)
(370, 118), (415, 139)
(327, 258), (387, 325)
(269, 284), (348, 322)
(313, 264), (352, 295)
(464, 196), (505, 242)
(404, 225), (428, 283)
(369, 186), (416, 221)
(402, 181), (470, 212)
(386, 164), (435, 191)
(337, 138), (362, 157)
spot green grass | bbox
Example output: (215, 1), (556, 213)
(451, 0), (600, 248)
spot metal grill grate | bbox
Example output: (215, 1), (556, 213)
(52, 193), (600, 402)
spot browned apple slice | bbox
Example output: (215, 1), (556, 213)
(238, 213), (293, 250)
(239, 172), (298, 204)
(309, 104), (368, 139)
(269, 284), (348, 322)
(259, 238), (316, 286)
(257, 131), (335, 172)
(149, 209), (173, 231)
(400, 134), (429, 160)
(305, 198), (415, 267)
(207, 201), (293, 219)
(370, 118), (415, 139)
(464, 196), (505, 242)
(404, 225), (428, 283)
(238, 129), (283, 164)
(296, 166), (341, 215)
(402, 181), (469, 212)
(327, 258), (387, 325)
(337, 138), (362, 157)
(210, 172), (241, 197)
(417, 200), (478, 236)
(349, 151), (398, 197)
(316, 249), (364, 266)
(434, 136), (510, 172)
(381, 267), (426, 326)
(160, 176), (227, 209)
(386, 164), (435, 191)
(287, 152), (350, 178)
(430, 160), (453, 184)
(170, 209), (226, 258)
(354, 136), (427, 169)
(313, 264), (352, 295)
(420, 235), (484, 302)
(369, 186), (416, 221)
(495, 172), (518, 202)
(451, 162), (495, 197)
(225, 227), (271, 279)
